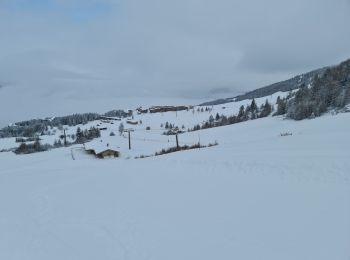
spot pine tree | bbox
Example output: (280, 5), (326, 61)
(250, 99), (257, 111)
(274, 96), (287, 116)
(76, 127), (83, 142)
(118, 123), (124, 135)
(238, 105), (245, 119)
(250, 99), (258, 119)
(259, 100), (272, 118)
(209, 115), (214, 124)
(76, 127), (86, 144)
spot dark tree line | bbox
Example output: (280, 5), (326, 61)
(75, 127), (101, 144)
(1, 109), (130, 138)
(14, 141), (51, 154)
(286, 59), (350, 120)
(189, 99), (273, 132)
(103, 109), (130, 118)
(200, 67), (326, 106)
(192, 60), (350, 131)
(0, 113), (100, 138)
(15, 126), (101, 154)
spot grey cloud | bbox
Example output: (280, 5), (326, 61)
(1, 0), (350, 101)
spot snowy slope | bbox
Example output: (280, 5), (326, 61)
(0, 91), (288, 154)
(0, 109), (349, 260)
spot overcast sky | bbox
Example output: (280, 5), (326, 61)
(1, 0), (350, 117)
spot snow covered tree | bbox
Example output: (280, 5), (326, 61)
(118, 123), (124, 135)
(76, 127), (84, 143)
(259, 100), (272, 118)
(209, 115), (214, 124)
(250, 99), (258, 119)
(238, 105), (245, 119)
(251, 99), (257, 111)
(273, 96), (287, 116)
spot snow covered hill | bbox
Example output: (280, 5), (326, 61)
(0, 91), (287, 154)
(0, 98), (349, 260)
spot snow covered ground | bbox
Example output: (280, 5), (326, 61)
(0, 91), (287, 154)
(0, 106), (349, 260)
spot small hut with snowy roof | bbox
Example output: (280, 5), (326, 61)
(84, 141), (120, 159)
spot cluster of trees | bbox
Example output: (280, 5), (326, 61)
(14, 141), (50, 154)
(0, 113), (100, 138)
(162, 122), (185, 130)
(51, 113), (100, 127)
(161, 122), (186, 135)
(191, 59), (350, 127)
(104, 109), (130, 118)
(1, 109), (131, 138)
(164, 122), (177, 129)
(53, 139), (64, 147)
(194, 107), (212, 113)
(75, 127), (101, 144)
(273, 96), (288, 116)
(200, 67), (325, 106)
(190, 99), (273, 132)
(1, 120), (49, 138)
(233, 68), (326, 102)
(286, 61), (350, 120)
(15, 126), (101, 154)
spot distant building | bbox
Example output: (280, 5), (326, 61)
(136, 107), (149, 114)
(84, 142), (120, 159)
(149, 105), (192, 113)
(96, 149), (120, 159)
(126, 120), (138, 125)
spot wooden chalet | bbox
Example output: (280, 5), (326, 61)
(96, 149), (120, 158)
(149, 105), (191, 113)
(84, 142), (120, 159)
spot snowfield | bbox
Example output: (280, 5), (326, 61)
(0, 91), (287, 153)
(0, 102), (350, 259)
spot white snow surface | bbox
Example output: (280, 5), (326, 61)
(0, 96), (350, 260)
(0, 91), (286, 153)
